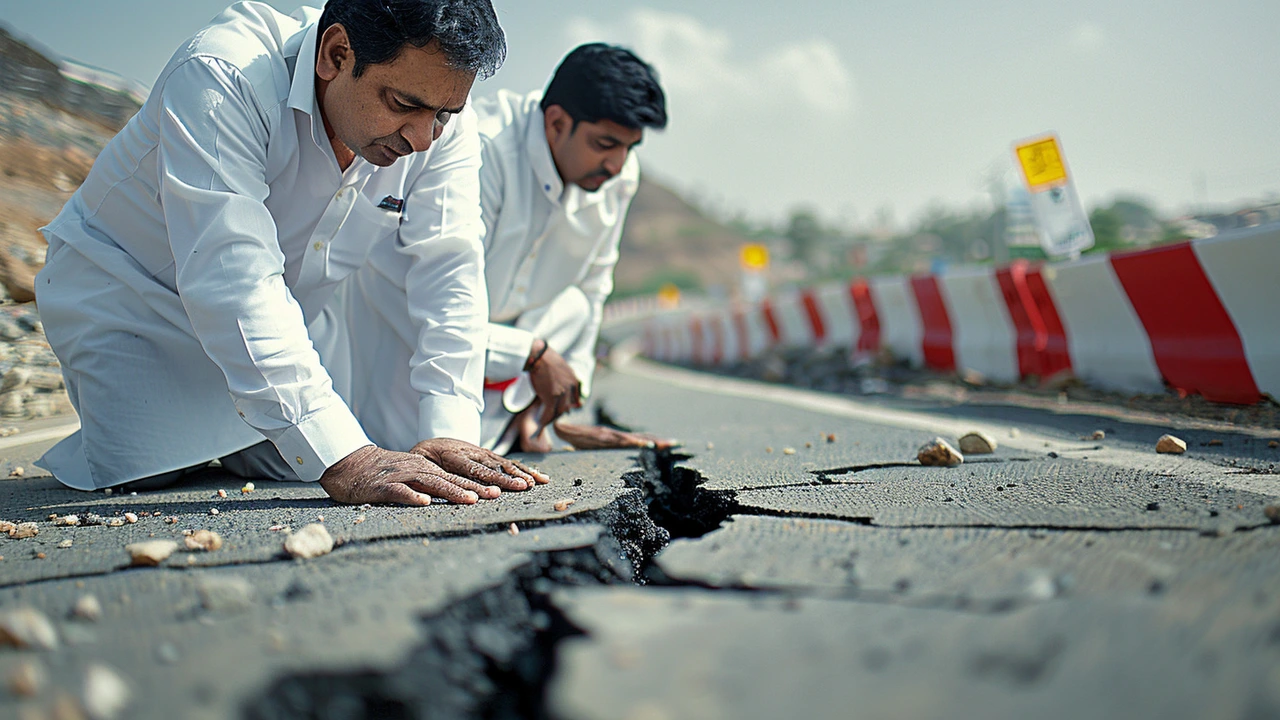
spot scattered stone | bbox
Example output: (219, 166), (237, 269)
(268, 525), (286, 532)
(103, 488), (112, 496)
(58, 539), (73, 548)
(553, 498), (576, 512)
(183, 530), (223, 552)
(125, 540), (178, 567)
(122, 513), (138, 524)
(9, 466), (23, 478)
(782, 447), (797, 455)
(1023, 570), (1059, 601)
(83, 663), (131, 720)
(1269, 440), (1279, 449)
(765, 447), (774, 454)
(957, 431), (997, 455)
(73, 595), (102, 623)
(1264, 506), (1279, 524)
(197, 575), (255, 614)
(81, 514), (105, 527)
(216, 489), (227, 499)
(825, 434), (837, 443)
(0, 519), (14, 534)
(283, 524), (333, 559)
(0, 607), (59, 650)
(208, 508), (219, 516)
(316, 515), (325, 523)
(917, 438), (964, 467)
(0, 426), (18, 437)
(162, 516), (177, 525)
(352, 515), (365, 525)
(241, 482), (255, 494)
(9, 522), (40, 539)
(1156, 435), (1187, 454)
(804, 442), (813, 449)
(1009, 428), (1022, 438)
(105, 518), (124, 527)
(507, 523), (519, 536)
(1206, 439), (1223, 447)
(1146, 502), (1161, 512)
(1091, 430), (1106, 440)
(7, 659), (44, 697)
(705, 442), (714, 450)
(54, 514), (81, 527)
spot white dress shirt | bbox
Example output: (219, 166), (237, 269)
(35, 2), (487, 489)
(313, 88), (638, 451)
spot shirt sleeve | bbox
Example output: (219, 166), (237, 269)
(563, 167), (638, 398)
(156, 57), (369, 481)
(396, 104), (489, 444)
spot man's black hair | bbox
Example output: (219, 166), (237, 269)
(540, 43), (667, 131)
(318, 0), (505, 79)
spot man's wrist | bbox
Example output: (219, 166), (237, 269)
(524, 338), (549, 371)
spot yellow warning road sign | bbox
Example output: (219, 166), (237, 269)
(740, 244), (769, 270)
(1014, 135), (1069, 191)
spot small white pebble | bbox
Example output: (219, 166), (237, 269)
(765, 447), (774, 453)
(163, 517), (177, 525)
(284, 524), (334, 559)
(54, 515), (81, 527)
(316, 515), (324, 522)
(268, 525), (285, 532)
(9, 466), (24, 478)
(103, 488), (113, 497)
(58, 539), (73, 549)
(106, 518), (125, 527)
(553, 498), (576, 512)
(782, 447), (797, 455)
(126, 540), (178, 567)
(216, 489), (227, 499)
(209, 508), (219, 516)
(123, 513), (138, 524)
(352, 515), (365, 525)
(507, 523), (519, 536)
(83, 663), (131, 720)
(73, 595), (102, 623)
(241, 482), (255, 494)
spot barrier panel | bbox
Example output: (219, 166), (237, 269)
(636, 221), (1279, 405)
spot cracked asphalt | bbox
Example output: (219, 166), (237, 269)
(2, 357), (1279, 719)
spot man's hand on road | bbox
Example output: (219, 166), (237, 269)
(410, 438), (550, 490)
(528, 342), (581, 430)
(319, 445), (510, 506)
(553, 422), (679, 451)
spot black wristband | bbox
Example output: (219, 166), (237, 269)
(524, 340), (550, 371)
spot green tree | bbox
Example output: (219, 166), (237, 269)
(785, 207), (824, 267)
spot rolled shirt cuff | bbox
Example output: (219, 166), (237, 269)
(418, 393), (482, 445)
(486, 323), (537, 382)
(265, 404), (372, 482)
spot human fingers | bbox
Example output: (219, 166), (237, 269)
(498, 455), (550, 485)
(538, 396), (561, 430)
(452, 457), (530, 491)
(393, 464), (482, 504)
(365, 479), (436, 507)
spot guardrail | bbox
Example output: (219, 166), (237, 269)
(637, 222), (1280, 405)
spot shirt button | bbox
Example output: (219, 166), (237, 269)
(313, 241), (324, 251)
(544, 184), (551, 192)
(337, 188), (350, 199)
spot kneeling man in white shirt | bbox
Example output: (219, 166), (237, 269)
(316, 43), (672, 454)
(36, 0), (545, 505)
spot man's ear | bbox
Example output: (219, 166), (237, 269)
(543, 105), (573, 144)
(316, 24), (352, 82)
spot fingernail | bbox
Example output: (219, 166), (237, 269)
(465, 491), (479, 503)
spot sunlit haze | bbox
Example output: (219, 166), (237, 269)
(4, 0), (1277, 228)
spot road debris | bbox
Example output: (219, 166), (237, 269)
(706, 441), (715, 450)
(782, 447), (796, 455)
(352, 515), (365, 525)
(0, 606), (59, 650)
(1264, 506), (1279, 524)
(54, 514), (81, 527)
(241, 482), (255, 494)
(105, 517), (124, 527)
(825, 433), (837, 443)
(162, 516), (177, 525)
(553, 498), (577, 512)
(1146, 502), (1160, 512)
(958, 431), (997, 455)
(1269, 440), (1279, 449)
(1206, 439), (1223, 446)
(73, 595), (103, 623)
(126, 540), (178, 567)
(765, 447), (774, 453)
(8, 466), (23, 477)
(10, 522), (39, 539)
(508, 523), (519, 536)
(1091, 430), (1106, 440)
(83, 663), (131, 720)
(918, 438), (964, 467)
(184, 530), (223, 552)
(58, 539), (73, 548)
(216, 489), (227, 498)
(7, 659), (44, 697)
(123, 513), (138, 524)
(197, 575), (255, 614)
(1156, 435), (1187, 455)
(284, 523), (333, 559)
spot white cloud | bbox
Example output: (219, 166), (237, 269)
(565, 9), (855, 120)
(1069, 22), (1106, 54)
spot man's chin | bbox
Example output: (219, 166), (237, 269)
(576, 176), (609, 192)
(362, 145), (402, 167)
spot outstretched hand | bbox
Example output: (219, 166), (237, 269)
(319, 445), (509, 506)
(528, 343), (581, 431)
(410, 437), (550, 490)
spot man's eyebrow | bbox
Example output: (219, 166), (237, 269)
(393, 90), (467, 115)
(600, 134), (643, 149)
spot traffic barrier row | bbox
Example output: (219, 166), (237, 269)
(640, 222), (1280, 405)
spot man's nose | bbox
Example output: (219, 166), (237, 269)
(402, 120), (436, 154)
(603, 148), (627, 176)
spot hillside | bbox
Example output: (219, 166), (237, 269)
(614, 176), (753, 297)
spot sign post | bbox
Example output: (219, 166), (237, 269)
(1012, 133), (1094, 258)
(739, 243), (769, 303)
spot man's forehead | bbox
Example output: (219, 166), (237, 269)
(376, 43), (474, 108)
(586, 119), (644, 144)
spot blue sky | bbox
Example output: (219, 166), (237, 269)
(4, 0), (1278, 228)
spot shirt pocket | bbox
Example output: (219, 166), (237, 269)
(324, 194), (402, 282)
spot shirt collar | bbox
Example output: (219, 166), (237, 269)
(285, 22), (329, 154)
(526, 109), (564, 204)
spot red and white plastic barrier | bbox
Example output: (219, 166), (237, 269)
(639, 221), (1280, 405)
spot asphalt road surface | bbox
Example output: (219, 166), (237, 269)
(1, 358), (1278, 719)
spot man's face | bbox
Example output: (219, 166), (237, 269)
(316, 25), (475, 167)
(544, 105), (644, 192)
